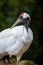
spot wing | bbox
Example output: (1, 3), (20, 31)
(5, 37), (25, 55)
(0, 26), (24, 53)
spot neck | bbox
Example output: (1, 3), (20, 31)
(24, 21), (29, 32)
(25, 26), (28, 32)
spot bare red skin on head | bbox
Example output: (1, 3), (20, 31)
(19, 13), (24, 16)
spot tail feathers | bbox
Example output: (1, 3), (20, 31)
(0, 55), (11, 63)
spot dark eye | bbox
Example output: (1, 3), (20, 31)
(27, 17), (29, 20)
(19, 16), (23, 19)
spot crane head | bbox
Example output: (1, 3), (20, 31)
(11, 13), (31, 31)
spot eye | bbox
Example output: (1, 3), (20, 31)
(27, 17), (29, 20)
(24, 17), (29, 21)
(19, 16), (23, 19)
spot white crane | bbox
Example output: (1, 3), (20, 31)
(0, 13), (33, 65)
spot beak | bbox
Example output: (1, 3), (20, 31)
(11, 18), (22, 28)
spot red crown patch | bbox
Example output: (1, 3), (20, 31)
(19, 13), (24, 16)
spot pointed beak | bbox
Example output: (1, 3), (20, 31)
(11, 18), (22, 28)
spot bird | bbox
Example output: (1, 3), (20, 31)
(0, 13), (33, 65)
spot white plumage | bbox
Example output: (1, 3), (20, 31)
(0, 13), (33, 65)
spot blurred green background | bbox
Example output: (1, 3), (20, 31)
(0, 0), (43, 65)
